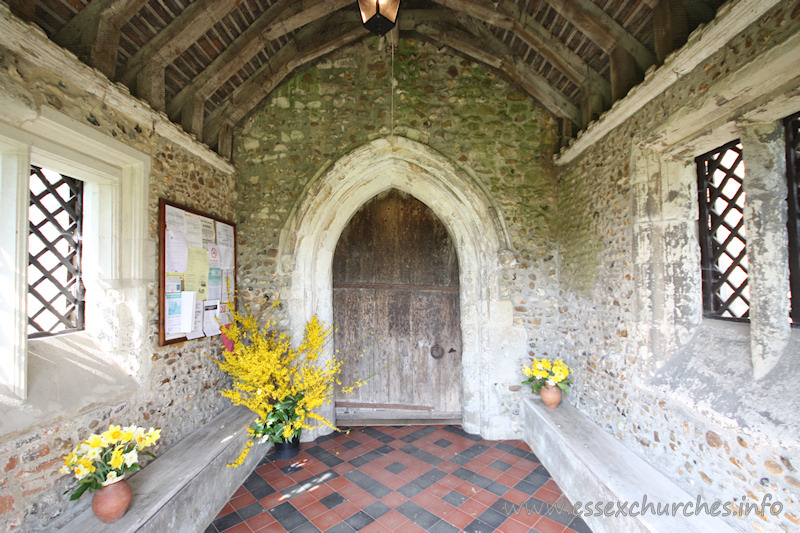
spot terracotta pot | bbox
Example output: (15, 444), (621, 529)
(540, 384), (562, 408)
(273, 436), (300, 460)
(92, 477), (132, 523)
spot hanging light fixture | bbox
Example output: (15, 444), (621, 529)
(357, 0), (401, 36)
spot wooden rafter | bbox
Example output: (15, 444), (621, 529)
(417, 2), (610, 107)
(262, 0), (353, 42)
(120, 0), (236, 88)
(8, 0), (37, 21)
(428, 0), (514, 30)
(54, 0), (148, 79)
(166, 1), (293, 121)
(547, 0), (655, 70)
(167, 0), (353, 125)
(203, 21), (368, 147)
(500, 3), (611, 105)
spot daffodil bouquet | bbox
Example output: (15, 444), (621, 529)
(60, 424), (161, 500)
(213, 302), (348, 467)
(522, 358), (572, 393)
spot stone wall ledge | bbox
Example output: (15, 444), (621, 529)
(54, 406), (269, 533)
(523, 396), (738, 533)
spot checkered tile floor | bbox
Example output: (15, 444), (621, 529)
(206, 425), (593, 533)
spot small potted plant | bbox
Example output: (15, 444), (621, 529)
(522, 358), (571, 408)
(61, 424), (161, 523)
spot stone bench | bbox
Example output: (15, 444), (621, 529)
(522, 396), (737, 533)
(56, 406), (270, 533)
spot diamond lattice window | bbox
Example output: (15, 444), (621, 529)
(27, 166), (85, 337)
(696, 141), (749, 320)
(786, 111), (800, 325)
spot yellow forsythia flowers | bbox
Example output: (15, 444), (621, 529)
(213, 302), (346, 467)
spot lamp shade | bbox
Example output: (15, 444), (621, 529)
(357, 0), (400, 36)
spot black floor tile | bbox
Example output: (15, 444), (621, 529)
(237, 501), (265, 521)
(463, 519), (495, 533)
(363, 501), (391, 520)
(442, 489), (468, 507)
(489, 459), (512, 472)
(212, 511), (242, 531)
(344, 511), (374, 530)
(385, 462), (407, 474)
(429, 520), (460, 532)
(319, 492), (346, 509)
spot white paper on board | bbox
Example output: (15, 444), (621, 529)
(165, 230), (189, 273)
(203, 300), (221, 336)
(186, 299), (205, 339)
(165, 205), (185, 233)
(165, 293), (183, 335)
(184, 212), (204, 248)
(179, 291), (197, 332)
(164, 276), (182, 294)
(218, 244), (234, 270)
(216, 221), (234, 247)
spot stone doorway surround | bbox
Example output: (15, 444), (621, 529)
(278, 136), (527, 440)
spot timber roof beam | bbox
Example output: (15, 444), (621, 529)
(54, 0), (148, 79)
(121, 0), (237, 88)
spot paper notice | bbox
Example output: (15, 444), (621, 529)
(165, 230), (189, 273)
(218, 301), (232, 328)
(207, 244), (221, 268)
(216, 221), (234, 247)
(200, 217), (216, 248)
(164, 276), (182, 293)
(207, 267), (222, 300)
(165, 293), (183, 335)
(203, 300), (221, 336)
(184, 247), (209, 300)
(179, 291), (197, 332)
(184, 213), (204, 248)
(186, 299), (205, 339)
(165, 205), (185, 233)
(218, 244), (234, 270)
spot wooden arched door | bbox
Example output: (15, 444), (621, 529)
(333, 189), (462, 423)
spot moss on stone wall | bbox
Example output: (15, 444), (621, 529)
(234, 38), (561, 329)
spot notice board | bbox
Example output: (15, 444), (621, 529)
(158, 198), (236, 346)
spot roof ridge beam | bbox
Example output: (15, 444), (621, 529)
(121, 0), (236, 88)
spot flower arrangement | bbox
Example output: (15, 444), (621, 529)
(212, 302), (351, 467)
(60, 424), (161, 500)
(522, 358), (571, 393)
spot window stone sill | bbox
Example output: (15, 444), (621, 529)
(0, 332), (137, 441)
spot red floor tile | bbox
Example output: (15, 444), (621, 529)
(207, 425), (592, 533)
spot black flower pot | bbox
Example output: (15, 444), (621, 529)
(272, 437), (300, 460)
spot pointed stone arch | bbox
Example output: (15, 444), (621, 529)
(279, 136), (525, 439)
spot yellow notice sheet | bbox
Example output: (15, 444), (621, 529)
(184, 247), (209, 300)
